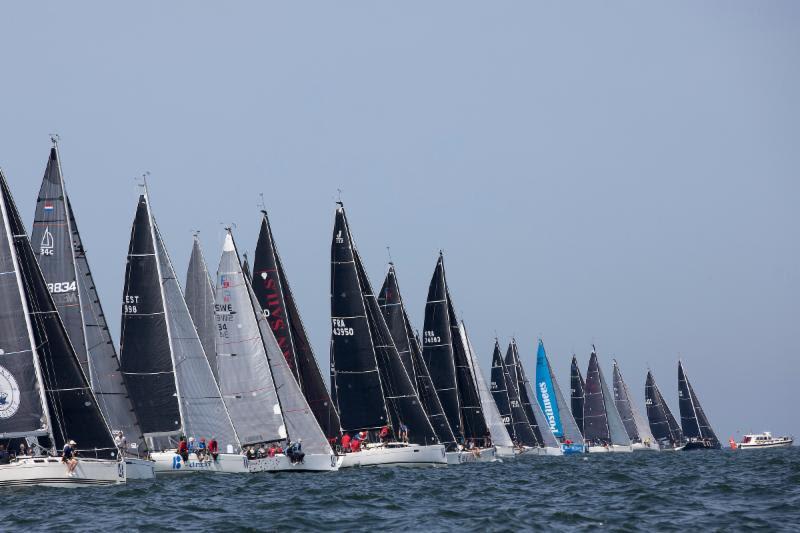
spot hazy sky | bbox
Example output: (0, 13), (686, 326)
(1, 2), (797, 441)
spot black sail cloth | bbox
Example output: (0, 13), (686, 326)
(1, 171), (116, 458)
(379, 265), (456, 449)
(119, 196), (181, 439)
(570, 355), (585, 436)
(252, 212), (341, 439)
(645, 371), (683, 447)
(678, 362), (720, 448)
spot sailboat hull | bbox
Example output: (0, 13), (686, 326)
(588, 444), (634, 453)
(631, 442), (660, 452)
(560, 444), (586, 455)
(0, 457), (126, 488)
(342, 444), (447, 467)
(248, 453), (342, 472)
(151, 451), (249, 474)
(445, 447), (497, 464)
(682, 441), (721, 451)
(495, 445), (515, 458)
(125, 457), (156, 479)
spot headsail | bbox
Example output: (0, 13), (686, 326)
(379, 264), (457, 448)
(678, 361), (719, 447)
(185, 235), (218, 380)
(570, 355), (585, 436)
(583, 349), (631, 446)
(612, 360), (654, 445)
(493, 342), (539, 447)
(535, 340), (584, 445)
(215, 231), (285, 446)
(31, 144), (145, 452)
(645, 370), (683, 447)
(462, 325), (512, 448)
(1, 170), (116, 458)
(252, 211), (341, 439)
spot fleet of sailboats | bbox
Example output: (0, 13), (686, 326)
(0, 141), (738, 487)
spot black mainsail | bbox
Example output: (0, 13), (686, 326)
(678, 361), (720, 449)
(570, 355), (586, 436)
(31, 144), (145, 453)
(612, 360), (654, 445)
(448, 297), (488, 442)
(252, 211), (341, 439)
(421, 254), (462, 440)
(330, 206), (437, 445)
(489, 341), (513, 439)
(185, 235), (217, 380)
(645, 370), (683, 448)
(491, 342), (539, 447)
(0, 170), (116, 458)
(505, 340), (548, 446)
(378, 264), (456, 448)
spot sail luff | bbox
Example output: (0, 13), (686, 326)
(185, 236), (218, 380)
(0, 169), (52, 443)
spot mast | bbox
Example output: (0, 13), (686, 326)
(678, 361), (719, 446)
(252, 210), (341, 438)
(0, 169), (52, 445)
(489, 341), (514, 440)
(645, 370), (683, 446)
(421, 253), (463, 440)
(537, 340), (584, 445)
(144, 189), (187, 441)
(497, 342), (539, 447)
(612, 360), (641, 442)
(506, 340), (548, 446)
(379, 264), (457, 448)
(215, 230), (286, 446)
(449, 299), (488, 441)
(329, 205), (391, 434)
(1, 171), (116, 457)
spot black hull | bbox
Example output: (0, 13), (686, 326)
(682, 441), (721, 451)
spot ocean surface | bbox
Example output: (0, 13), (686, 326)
(2, 447), (799, 531)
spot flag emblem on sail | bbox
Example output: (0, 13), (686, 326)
(0, 365), (21, 419)
(43, 202), (54, 211)
(221, 275), (231, 288)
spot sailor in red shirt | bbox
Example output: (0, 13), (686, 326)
(350, 436), (361, 453)
(208, 438), (219, 461)
(177, 437), (189, 462)
(341, 433), (351, 452)
(379, 425), (390, 443)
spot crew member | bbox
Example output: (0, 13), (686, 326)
(177, 437), (189, 462)
(62, 440), (79, 475)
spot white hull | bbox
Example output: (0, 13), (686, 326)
(151, 451), (249, 474)
(125, 457), (156, 479)
(538, 446), (564, 456)
(495, 445), (515, 459)
(248, 453), (342, 472)
(341, 443), (446, 467)
(0, 457), (125, 488)
(445, 447), (497, 464)
(631, 442), (660, 452)
(588, 444), (634, 453)
(739, 441), (793, 450)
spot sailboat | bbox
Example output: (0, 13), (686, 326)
(489, 341), (539, 452)
(215, 229), (340, 472)
(611, 360), (658, 451)
(185, 235), (218, 381)
(378, 263), (458, 451)
(421, 253), (495, 463)
(460, 324), (515, 458)
(678, 361), (721, 451)
(251, 210), (341, 440)
(506, 340), (562, 455)
(570, 355), (586, 436)
(119, 191), (244, 474)
(533, 340), (585, 454)
(0, 169), (125, 487)
(583, 347), (633, 452)
(330, 206), (445, 467)
(645, 371), (684, 450)
(31, 143), (153, 479)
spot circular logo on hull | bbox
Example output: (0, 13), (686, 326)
(0, 365), (21, 419)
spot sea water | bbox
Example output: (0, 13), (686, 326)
(2, 447), (798, 531)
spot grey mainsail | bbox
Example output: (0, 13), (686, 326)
(215, 231), (285, 446)
(185, 235), (218, 380)
(461, 324), (513, 448)
(612, 360), (654, 445)
(154, 221), (239, 450)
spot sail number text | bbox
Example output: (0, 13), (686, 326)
(423, 331), (441, 344)
(47, 281), (76, 294)
(331, 318), (354, 336)
(123, 295), (140, 313)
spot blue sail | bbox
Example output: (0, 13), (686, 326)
(535, 340), (564, 438)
